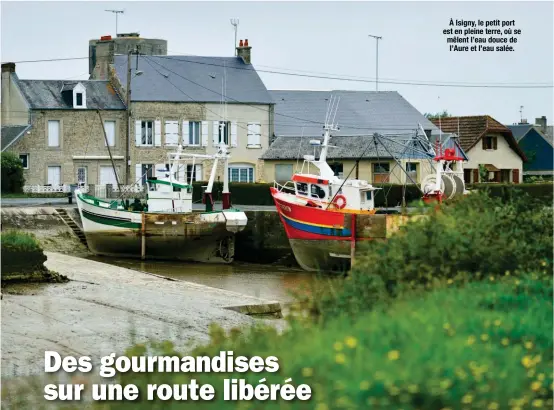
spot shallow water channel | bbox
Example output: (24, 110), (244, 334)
(86, 256), (323, 302)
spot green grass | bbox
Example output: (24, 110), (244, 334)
(0, 230), (42, 252)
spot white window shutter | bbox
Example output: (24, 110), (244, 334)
(201, 121), (209, 147)
(135, 164), (142, 185)
(182, 121), (189, 146)
(255, 123), (261, 145)
(154, 120), (162, 146)
(231, 121), (238, 147)
(195, 164), (202, 181)
(135, 120), (142, 146)
(213, 121), (219, 146)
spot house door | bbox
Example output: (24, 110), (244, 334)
(464, 169), (472, 183)
(47, 166), (61, 186)
(99, 166), (118, 186)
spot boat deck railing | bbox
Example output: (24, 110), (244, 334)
(273, 180), (296, 193)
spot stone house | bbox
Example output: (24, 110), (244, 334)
(1, 63), (127, 186)
(262, 90), (466, 184)
(107, 40), (274, 185)
(432, 116), (526, 183)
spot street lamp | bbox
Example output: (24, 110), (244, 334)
(368, 34), (383, 91)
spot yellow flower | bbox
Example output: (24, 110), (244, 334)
(524, 341), (534, 349)
(301, 367), (313, 377)
(467, 336), (476, 345)
(447, 279), (453, 284)
(481, 334), (490, 342)
(443, 323), (451, 330)
(531, 381), (541, 391)
(359, 380), (371, 391)
(541, 260), (547, 267)
(501, 338), (510, 346)
(345, 336), (357, 349)
(537, 373), (545, 381)
(488, 402), (499, 410)
(388, 350), (400, 361)
(388, 385), (400, 396)
(335, 353), (346, 364)
(521, 356), (534, 368)
(532, 399), (544, 408)
(333, 342), (343, 351)
(439, 379), (452, 390)
(494, 319), (501, 327)
(461, 394), (473, 404)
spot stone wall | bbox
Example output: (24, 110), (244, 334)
(6, 109), (127, 185)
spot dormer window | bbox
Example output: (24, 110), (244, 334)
(71, 82), (87, 109)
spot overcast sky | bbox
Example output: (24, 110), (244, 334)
(1, 1), (552, 125)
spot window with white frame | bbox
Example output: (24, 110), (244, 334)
(228, 164), (254, 183)
(77, 166), (87, 185)
(186, 122), (200, 146)
(75, 93), (84, 107)
(48, 120), (60, 147)
(247, 122), (261, 147)
(19, 154), (29, 169)
(186, 164), (203, 182)
(104, 120), (116, 146)
(218, 121), (230, 145)
(141, 121), (154, 146)
(165, 120), (179, 146)
(141, 164), (154, 185)
(47, 166), (61, 186)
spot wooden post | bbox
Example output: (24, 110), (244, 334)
(350, 214), (356, 268)
(141, 212), (146, 260)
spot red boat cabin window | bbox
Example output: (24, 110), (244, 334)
(310, 184), (326, 199)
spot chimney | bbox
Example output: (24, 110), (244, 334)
(1, 63), (16, 125)
(535, 116), (547, 133)
(519, 118), (528, 125)
(236, 38), (252, 64)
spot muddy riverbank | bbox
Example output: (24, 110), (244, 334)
(1, 252), (284, 379)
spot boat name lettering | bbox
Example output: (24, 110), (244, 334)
(279, 204), (292, 213)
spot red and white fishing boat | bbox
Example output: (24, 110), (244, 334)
(270, 101), (466, 272)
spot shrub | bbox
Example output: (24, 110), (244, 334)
(107, 276), (552, 410)
(1, 231), (47, 275)
(1, 152), (24, 194)
(317, 191), (553, 317)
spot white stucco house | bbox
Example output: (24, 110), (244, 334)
(432, 115), (526, 183)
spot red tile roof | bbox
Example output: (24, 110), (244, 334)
(431, 115), (526, 161)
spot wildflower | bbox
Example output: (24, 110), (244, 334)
(481, 334), (490, 342)
(443, 323), (451, 330)
(494, 319), (501, 327)
(388, 385), (400, 396)
(521, 356), (534, 368)
(407, 384), (419, 393)
(537, 373), (545, 381)
(335, 353), (346, 364)
(489, 275), (495, 281)
(541, 260), (547, 267)
(301, 367), (313, 377)
(532, 399), (544, 408)
(462, 394), (473, 404)
(488, 402), (499, 410)
(524, 341), (534, 349)
(530, 381), (541, 391)
(359, 380), (371, 391)
(345, 336), (357, 349)
(467, 336), (476, 345)
(439, 379), (452, 390)
(501, 338), (510, 346)
(447, 279), (453, 284)
(333, 342), (343, 351)
(388, 350), (400, 361)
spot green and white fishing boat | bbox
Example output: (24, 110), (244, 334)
(75, 143), (248, 263)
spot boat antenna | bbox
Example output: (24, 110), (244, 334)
(295, 126), (305, 173)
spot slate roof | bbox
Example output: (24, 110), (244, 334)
(16, 80), (126, 110)
(262, 134), (434, 160)
(507, 124), (554, 148)
(1, 124), (31, 151)
(431, 116), (526, 161)
(114, 55), (273, 104)
(270, 90), (438, 137)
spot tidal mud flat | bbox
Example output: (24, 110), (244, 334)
(1, 252), (283, 379)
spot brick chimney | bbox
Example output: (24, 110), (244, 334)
(236, 39), (252, 64)
(535, 116), (547, 133)
(1, 63), (16, 125)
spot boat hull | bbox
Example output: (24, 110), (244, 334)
(270, 187), (421, 272)
(76, 192), (244, 263)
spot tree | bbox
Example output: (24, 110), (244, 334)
(1, 152), (25, 193)
(424, 110), (452, 121)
